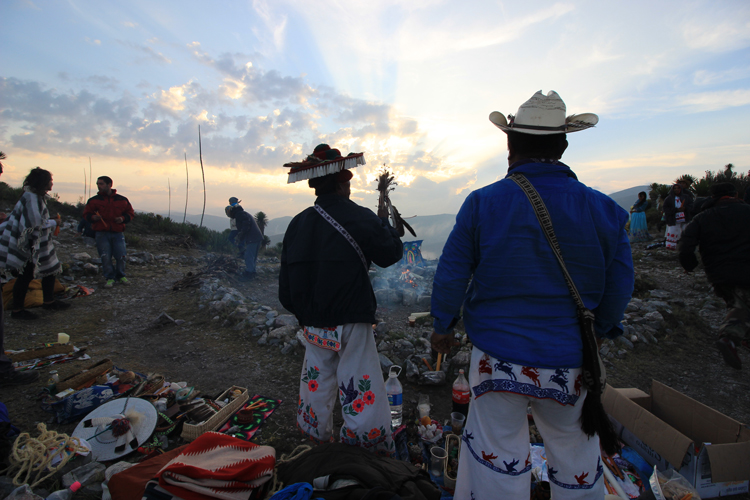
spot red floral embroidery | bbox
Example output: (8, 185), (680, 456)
(363, 374), (369, 380)
(368, 428), (381, 440)
(352, 399), (365, 413)
(346, 427), (357, 438)
(363, 391), (375, 405)
(308, 380), (319, 392)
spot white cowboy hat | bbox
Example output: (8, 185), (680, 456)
(72, 397), (157, 461)
(489, 90), (598, 135)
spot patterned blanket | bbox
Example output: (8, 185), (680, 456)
(0, 189), (60, 276)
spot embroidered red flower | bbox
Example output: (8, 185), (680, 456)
(314, 366), (319, 371)
(363, 391), (375, 405)
(346, 427), (357, 438)
(363, 374), (370, 380)
(308, 380), (319, 392)
(367, 428), (381, 440)
(352, 399), (365, 413)
(309, 407), (316, 419)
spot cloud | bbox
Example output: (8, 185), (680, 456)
(677, 89), (750, 113)
(122, 21), (137, 28)
(116, 40), (172, 64)
(693, 67), (750, 86)
(84, 37), (102, 45)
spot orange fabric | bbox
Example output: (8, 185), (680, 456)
(109, 445), (189, 500)
(2, 278), (66, 309)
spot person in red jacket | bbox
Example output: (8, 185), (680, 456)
(83, 176), (135, 288)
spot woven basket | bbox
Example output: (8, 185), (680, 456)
(443, 433), (461, 490)
(180, 386), (249, 441)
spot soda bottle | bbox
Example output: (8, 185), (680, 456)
(46, 481), (81, 500)
(452, 369), (470, 417)
(385, 365), (403, 428)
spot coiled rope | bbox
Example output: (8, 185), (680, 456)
(2, 423), (89, 489)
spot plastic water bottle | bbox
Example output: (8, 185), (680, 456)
(46, 481), (81, 500)
(452, 369), (470, 417)
(385, 365), (403, 428)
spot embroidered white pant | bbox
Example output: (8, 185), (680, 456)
(297, 323), (394, 456)
(454, 347), (603, 500)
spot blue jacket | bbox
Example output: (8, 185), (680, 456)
(431, 160), (634, 368)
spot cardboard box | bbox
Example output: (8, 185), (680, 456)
(603, 380), (750, 498)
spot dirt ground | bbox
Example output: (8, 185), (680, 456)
(2, 227), (749, 498)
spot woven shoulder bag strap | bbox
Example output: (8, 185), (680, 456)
(314, 204), (369, 273)
(508, 173), (586, 312)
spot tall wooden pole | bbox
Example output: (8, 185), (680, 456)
(183, 153), (189, 224)
(199, 125), (206, 229)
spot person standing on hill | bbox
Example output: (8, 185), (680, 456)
(225, 202), (263, 281)
(83, 176), (135, 288)
(431, 91), (634, 500)
(279, 144), (403, 456)
(679, 182), (750, 370)
(662, 183), (693, 250)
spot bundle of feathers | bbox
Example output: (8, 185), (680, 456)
(376, 168), (416, 238)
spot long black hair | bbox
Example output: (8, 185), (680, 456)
(23, 167), (53, 195)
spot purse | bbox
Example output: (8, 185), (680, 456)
(509, 173), (619, 454)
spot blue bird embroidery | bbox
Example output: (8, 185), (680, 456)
(339, 377), (358, 406)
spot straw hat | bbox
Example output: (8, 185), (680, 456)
(284, 144), (365, 184)
(489, 90), (598, 135)
(72, 397), (157, 461)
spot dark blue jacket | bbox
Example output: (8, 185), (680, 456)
(431, 160), (634, 368)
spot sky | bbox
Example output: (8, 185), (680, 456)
(1, 0), (749, 221)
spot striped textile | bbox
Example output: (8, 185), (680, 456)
(0, 189), (61, 277)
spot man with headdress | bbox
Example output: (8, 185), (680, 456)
(279, 144), (403, 455)
(679, 182), (750, 370)
(430, 91), (634, 499)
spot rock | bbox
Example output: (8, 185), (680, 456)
(266, 310), (279, 320)
(229, 307), (249, 321)
(648, 289), (671, 299)
(393, 339), (415, 359)
(451, 349), (471, 368)
(281, 343), (293, 355)
(72, 252), (92, 261)
(174, 319), (185, 326)
(209, 301), (225, 314)
(155, 312), (175, 325)
(269, 338), (283, 346)
(375, 322), (388, 335)
(83, 263), (99, 275)
(379, 353), (394, 373)
(616, 336), (634, 349)
(419, 370), (446, 385)
(414, 337), (431, 355)
(274, 314), (298, 328)
(371, 277), (389, 290)
(374, 289), (399, 306)
(377, 340), (389, 352)
(257, 334), (268, 345)
(599, 343), (610, 356)
(252, 327), (264, 337)
(643, 311), (664, 328)
(416, 294), (431, 308)
(402, 289), (417, 306)
(405, 358), (420, 379)
(269, 325), (297, 340)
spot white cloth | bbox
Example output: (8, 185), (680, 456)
(665, 222), (685, 250)
(454, 347), (604, 500)
(297, 323), (395, 456)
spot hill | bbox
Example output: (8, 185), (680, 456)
(608, 185), (651, 212)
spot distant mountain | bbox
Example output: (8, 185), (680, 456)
(608, 186), (651, 212)
(168, 186), (648, 258)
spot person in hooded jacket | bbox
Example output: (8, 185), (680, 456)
(680, 183), (750, 370)
(226, 203), (263, 281)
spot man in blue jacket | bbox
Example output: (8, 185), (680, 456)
(431, 91), (634, 500)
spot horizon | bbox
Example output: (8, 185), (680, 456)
(1, 1), (748, 220)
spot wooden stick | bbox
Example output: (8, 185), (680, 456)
(422, 357), (433, 371)
(435, 353), (442, 372)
